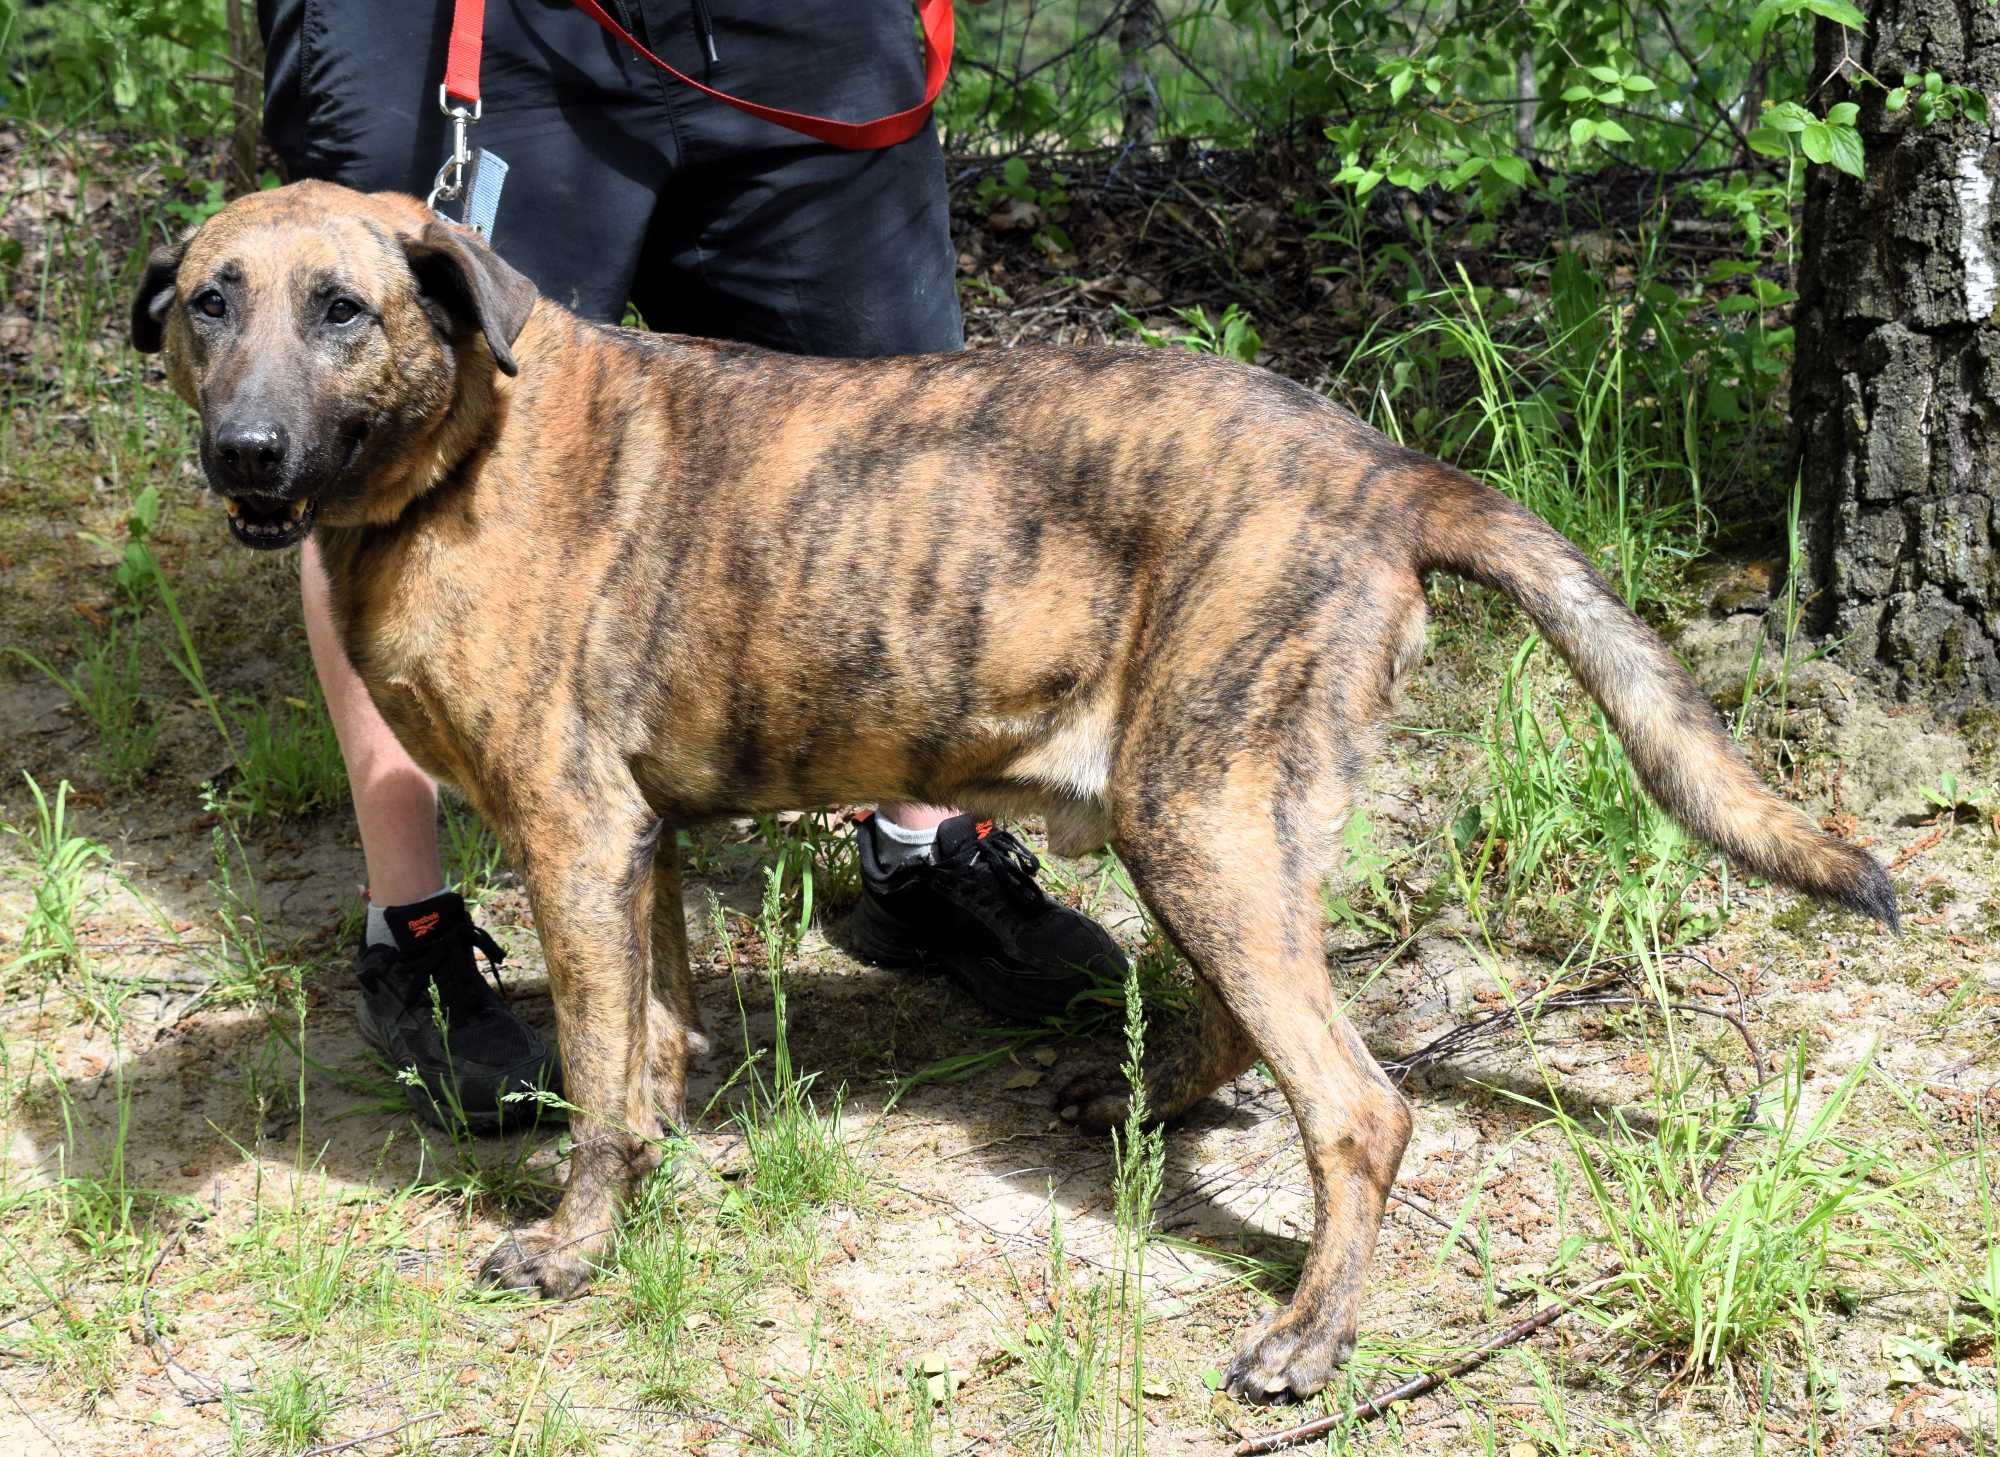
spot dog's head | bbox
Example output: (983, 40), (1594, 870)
(130, 180), (536, 547)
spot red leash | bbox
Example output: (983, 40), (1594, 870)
(441, 0), (954, 151)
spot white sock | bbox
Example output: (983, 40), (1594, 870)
(364, 886), (449, 949)
(871, 815), (938, 869)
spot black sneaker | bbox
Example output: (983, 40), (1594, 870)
(849, 813), (1126, 1021)
(354, 891), (562, 1134)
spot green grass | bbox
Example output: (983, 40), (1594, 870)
(1, 774), (110, 992)
(1533, 1033), (1934, 1376)
(719, 851), (866, 1281)
(1002, 1211), (1113, 1456)
(10, 616), (162, 788)
(222, 677), (347, 821)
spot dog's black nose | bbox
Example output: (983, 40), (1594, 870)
(213, 420), (289, 490)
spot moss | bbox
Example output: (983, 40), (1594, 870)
(1770, 900), (1817, 936)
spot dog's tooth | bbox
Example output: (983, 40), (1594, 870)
(289, 498), (309, 520)
(224, 498), (241, 517)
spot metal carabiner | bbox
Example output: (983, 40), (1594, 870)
(425, 84), (483, 212)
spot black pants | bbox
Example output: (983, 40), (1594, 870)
(258, 0), (962, 353)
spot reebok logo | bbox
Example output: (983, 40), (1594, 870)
(408, 912), (443, 939)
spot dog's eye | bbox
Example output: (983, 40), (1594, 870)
(325, 298), (362, 326)
(193, 290), (226, 320)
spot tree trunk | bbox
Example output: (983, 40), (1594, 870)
(1118, 0), (1162, 145)
(1792, 0), (2000, 703)
(225, 0), (265, 197)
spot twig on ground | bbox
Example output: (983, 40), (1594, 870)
(1229, 1270), (1626, 1455)
(299, 1410), (445, 1457)
(139, 1209), (228, 1404)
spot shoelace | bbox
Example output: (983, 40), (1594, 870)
(402, 920), (511, 1010)
(943, 825), (1047, 909)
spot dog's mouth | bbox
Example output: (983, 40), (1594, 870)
(224, 494), (317, 549)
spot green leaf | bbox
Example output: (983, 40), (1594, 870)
(1828, 123), (1865, 177)
(1884, 87), (1908, 111)
(1804, 0), (1866, 27)
(130, 485), (161, 535)
(1765, 102), (1812, 133)
(1491, 154), (1530, 186)
(1746, 126), (1789, 158)
(1570, 117), (1598, 148)
(1597, 86), (1626, 105)
(1352, 169), (1383, 198)
(1586, 63), (1622, 84)
(1622, 75), (1657, 93)
(1800, 121), (1833, 165)
(1389, 67), (1414, 104)
(1002, 156), (1029, 190)
(1595, 117), (1634, 144)
(1447, 155), (1490, 188)
(1560, 84), (1592, 102)
(1827, 101), (1859, 126)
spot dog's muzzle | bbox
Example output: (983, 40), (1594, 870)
(223, 493), (317, 549)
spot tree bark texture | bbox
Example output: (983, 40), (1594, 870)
(1793, 0), (2000, 703)
(1118, 0), (1163, 144)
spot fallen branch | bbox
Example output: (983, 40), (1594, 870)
(1230, 1270), (1625, 1455)
(139, 1211), (227, 1404)
(299, 1410), (444, 1457)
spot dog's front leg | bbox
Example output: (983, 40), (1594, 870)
(481, 805), (662, 1299)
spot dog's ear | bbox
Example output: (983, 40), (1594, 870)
(130, 241), (185, 354)
(402, 222), (537, 378)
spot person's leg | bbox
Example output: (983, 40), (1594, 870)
(626, 1), (1123, 1018)
(262, 0), (680, 1125)
(300, 540), (441, 905)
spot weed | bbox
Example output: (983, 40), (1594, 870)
(263, 1187), (363, 1339)
(44, 1025), (188, 1265)
(1117, 301), (1262, 362)
(254, 1362), (332, 1452)
(523, 1393), (598, 1457)
(198, 793), (307, 1008)
(616, 1171), (751, 1406)
(1107, 950), (1165, 1457)
(222, 678), (347, 820)
(779, 1362), (938, 1457)
(1, 774), (111, 990)
(1450, 637), (1717, 959)
(752, 808), (860, 940)
(721, 851), (864, 1280)
(11, 616), (161, 788)
(1553, 1041), (1931, 1372)
(1003, 1211), (1111, 1455)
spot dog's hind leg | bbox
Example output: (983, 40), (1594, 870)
(1108, 774), (1410, 1404)
(647, 833), (708, 1126)
(1055, 976), (1256, 1128)
(480, 799), (664, 1299)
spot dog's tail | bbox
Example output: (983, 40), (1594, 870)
(1413, 462), (1897, 929)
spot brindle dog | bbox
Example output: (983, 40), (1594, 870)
(131, 182), (1896, 1402)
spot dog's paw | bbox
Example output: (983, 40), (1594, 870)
(1221, 1308), (1353, 1404)
(478, 1224), (598, 1299)
(1055, 1071), (1130, 1133)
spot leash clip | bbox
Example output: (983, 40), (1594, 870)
(426, 84), (483, 212)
